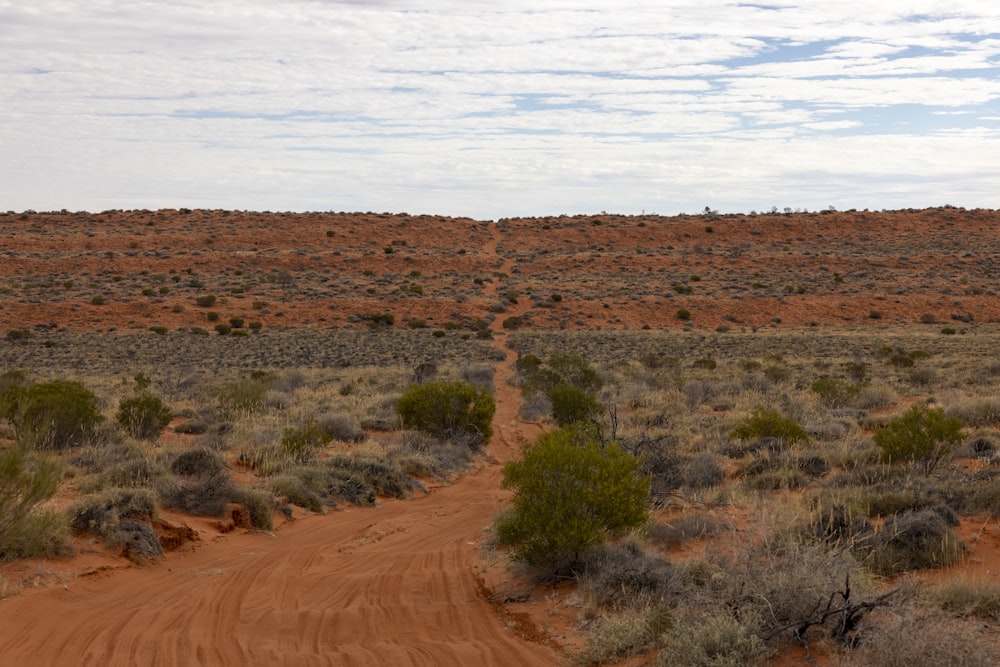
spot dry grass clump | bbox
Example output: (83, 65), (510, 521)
(385, 430), (478, 480)
(837, 606), (998, 666)
(657, 611), (772, 667)
(575, 604), (670, 666)
(946, 397), (1000, 428)
(67, 487), (161, 561)
(269, 474), (329, 513)
(579, 539), (677, 608)
(648, 513), (726, 546)
(926, 577), (1000, 620)
(158, 469), (239, 517)
(865, 509), (966, 576)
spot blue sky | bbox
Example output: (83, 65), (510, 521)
(2, 1), (999, 218)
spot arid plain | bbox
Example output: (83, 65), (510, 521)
(1, 207), (999, 666)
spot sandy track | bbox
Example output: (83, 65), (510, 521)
(0, 223), (560, 666)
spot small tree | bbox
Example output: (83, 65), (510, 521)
(0, 380), (101, 450)
(496, 426), (650, 578)
(396, 380), (495, 446)
(547, 384), (601, 427)
(874, 404), (963, 473)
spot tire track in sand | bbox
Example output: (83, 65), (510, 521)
(0, 221), (560, 666)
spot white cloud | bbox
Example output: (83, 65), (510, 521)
(1, 1), (999, 215)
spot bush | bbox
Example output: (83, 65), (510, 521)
(0, 447), (70, 561)
(580, 539), (676, 607)
(170, 447), (226, 477)
(317, 413), (366, 443)
(195, 294), (217, 307)
(547, 383), (601, 426)
(217, 375), (272, 415)
(67, 487), (158, 540)
(873, 404), (963, 473)
(270, 474), (327, 513)
(281, 418), (330, 463)
(230, 487), (275, 531)
(159, 469), (235, 517)
(0, 380), (101, 450)
(846, 607), (998, 666)
(396, 381), (495, 447)
(116, 394), (172, 440)
(546, 353), (604, 393)
(810, 376), (859, 408)
(496, 426), (650, 577)
(327, 454), (414, 499)
(520, 353), (603, 396)
(929, 577), (1000, 620)
(657, 612), (771, 667)
(866, 509), (965, 576)
(730, 407), (808, 446)
(577, 606), (664, 665)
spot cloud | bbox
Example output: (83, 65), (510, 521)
(1, 1), (998, 216)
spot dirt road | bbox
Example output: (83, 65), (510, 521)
(0, 222), (560, 666)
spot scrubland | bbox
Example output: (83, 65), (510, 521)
(1, 206), (999, 666)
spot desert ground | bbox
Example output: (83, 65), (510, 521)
(0, 207), (999, 666)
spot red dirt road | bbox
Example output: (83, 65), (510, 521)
(0, 223), (560, 667)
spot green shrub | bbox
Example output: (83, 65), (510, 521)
(730, 407), (809, 446)
(396, 381), (495, 446)
(873, 404), (963, 473)
(0, 447), (70, 561)
(117, 394), (172, 440)
(546, 353), (603, 393)
(676, 308), (691, 321)
(519, 353), (603, 397)
(0, 380), (101, 450)
(496, 426), (650, 577)
(195, 294), (217, 307)
(547, 383), (601, 426)
(369, 312), (395, 327)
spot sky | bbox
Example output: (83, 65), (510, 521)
(2, 1), (1000, 219)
